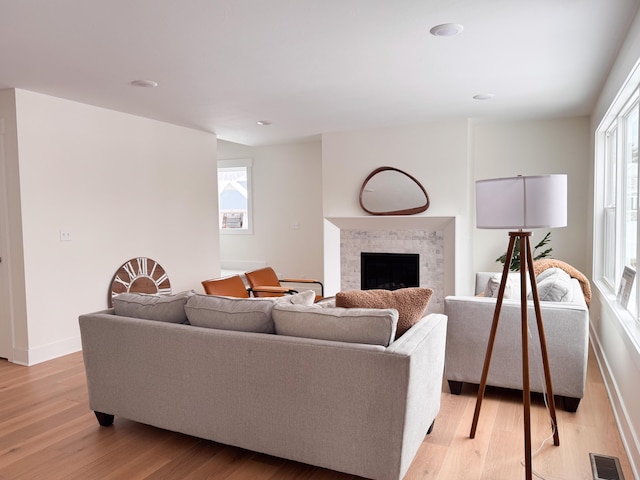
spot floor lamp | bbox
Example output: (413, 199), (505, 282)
(471, 174), (567, 480)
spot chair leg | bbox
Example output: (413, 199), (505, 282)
(94, 411), (114, 426)
(427, 420), (435, 435)
(561, 396), (581, 413)
(448, 380), (463, 395)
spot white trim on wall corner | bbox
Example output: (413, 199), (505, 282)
(13, 336), (82, 366)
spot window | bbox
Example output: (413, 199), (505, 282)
(603, 125), (617, 286)
(218, 158), (252, 234)
(597, 79), (640, 319)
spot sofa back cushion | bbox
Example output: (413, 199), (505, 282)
(185, 294), (278, 333)
(272, 303), (398, 346)
(185, 290), (316, 334)
(112, 291), (194, 324)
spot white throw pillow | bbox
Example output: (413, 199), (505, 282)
(273, 290), (316, 306)
(530, 268), (574, 302)
(483, 273), (521, 299)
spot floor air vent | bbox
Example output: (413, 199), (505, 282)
(590, 453), (624, 480)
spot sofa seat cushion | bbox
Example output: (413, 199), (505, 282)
(112, 291), (194, 323)
(335, 287), (432, 338)
(272, 303), (398, 346)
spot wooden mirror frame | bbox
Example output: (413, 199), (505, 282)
(359, 166), (430, 215)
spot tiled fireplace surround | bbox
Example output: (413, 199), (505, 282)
(325, 217), (455, 313)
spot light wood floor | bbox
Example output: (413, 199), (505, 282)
(0, 347), (634, 480)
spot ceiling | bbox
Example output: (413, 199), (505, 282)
(1, 0), (638, 146)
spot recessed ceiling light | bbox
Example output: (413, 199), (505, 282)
(429, 23), (464, 37)
(473, 93), (495, 100)
(130, 79), (158, 88)
(256, 120), (271, 126)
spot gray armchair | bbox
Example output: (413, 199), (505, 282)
(444, 272), (590, 412)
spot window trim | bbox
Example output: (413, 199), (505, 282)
(218, 158), (253, 235)
(595, 56), (640, 354)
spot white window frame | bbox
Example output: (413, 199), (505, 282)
(595, 58), (640, 336)
(217, 158), (253, 235)
(598, 102), (640, 318)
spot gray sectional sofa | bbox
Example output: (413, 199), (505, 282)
(444, 270), (590, 412)
(79, 290), (447, 480)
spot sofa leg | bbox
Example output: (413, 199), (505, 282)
(94, 411), (114, 427)
(427, 420), (435, 435)
(448, 380), (463, 395)
(562, 396), (581, 413)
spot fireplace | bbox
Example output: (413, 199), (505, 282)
(324, 216), (456, 314)
(361, 252), (419, 290)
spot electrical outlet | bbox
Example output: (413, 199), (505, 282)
(59, 230), (72, 242)
(292, 221), (300, 230)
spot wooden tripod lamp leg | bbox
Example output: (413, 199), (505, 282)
(521, 234), (532, 480)
(470, 234), (517, 438)
(524, 236), (560, 447)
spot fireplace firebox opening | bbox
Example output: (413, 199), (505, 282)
(361, 252), (419, 291)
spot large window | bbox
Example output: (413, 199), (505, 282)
(217, 158), (252, 234)
(598, 84), (640, 319)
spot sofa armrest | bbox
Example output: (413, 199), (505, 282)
(387, 313), (447, 355)
(386, 312), (448, 478)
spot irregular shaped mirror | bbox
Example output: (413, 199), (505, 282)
(359, 166), (430, 215)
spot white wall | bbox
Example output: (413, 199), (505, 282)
(472, 117), (591, 275)
(217, 140), (323, 281)
(589, 8), (640, 477)
(4, 89), (219, 365)
(320, 118), (590, 295)
(321, 119), (474, 293)
(322, 120), (471, 218)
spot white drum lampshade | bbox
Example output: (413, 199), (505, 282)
(476, 174), (567, 230)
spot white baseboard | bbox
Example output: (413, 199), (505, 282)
(11, 335), (82, 366)
(590, 326), (640, 479)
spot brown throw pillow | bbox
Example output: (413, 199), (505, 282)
(335, 287), (433, 338)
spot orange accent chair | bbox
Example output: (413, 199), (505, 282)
(244, 267), (324, 301)
(201, 275), (250, 298)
